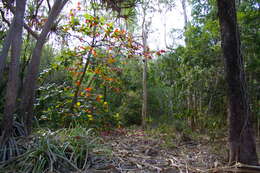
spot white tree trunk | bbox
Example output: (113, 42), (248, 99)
(141, 1), (151, 128)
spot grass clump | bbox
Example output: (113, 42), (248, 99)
(0, 126), (110, 173)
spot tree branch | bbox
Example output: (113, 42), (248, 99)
(0, 8), (11, 26)
(23, 23), (39, 39)
(2, 0), (39, 39)
(46, 0), (52, 12)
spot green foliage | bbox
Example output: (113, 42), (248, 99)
(35, 80), (122, 130)
(0, 127), (109, 173)
(141, 0), (225, 135)
(35, 82), (70, 128)
(34, 8), (143, 130)
(238, 1), (260, 118)
(1, 0), (259, 155)
(118, 91), (142, 125)
(0, 122), (26, 162)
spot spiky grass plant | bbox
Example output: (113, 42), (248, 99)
(0, 126), (110, 173)
(0, 121), (27, 162)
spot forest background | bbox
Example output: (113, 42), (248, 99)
(0, 0), (259, 172)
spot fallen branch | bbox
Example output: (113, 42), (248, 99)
(201, 162), (260, 173)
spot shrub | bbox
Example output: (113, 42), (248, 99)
(0, 127), (110, 173)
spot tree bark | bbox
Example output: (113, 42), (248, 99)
(0, 21), (14, 81)
(20, 0), (68, 135)
(141, 2), (150, 129)
(2, 0), (39, 39)
(181, 0), (188, 27)
(217, 0), (258, 165)
(0, 0), (26, 143)
(142, 55), (148, 128)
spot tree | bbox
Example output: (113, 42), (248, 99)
(0, 25), (12, 80)
(0, 2), (14, 80)
(20, 0), (69, 135)
(140, 0), (153, 129)
(181, 0), (188, 27)
(217, 0), (258, 165)
(0, 0), (27, 144)
(0, 0), (39, 80)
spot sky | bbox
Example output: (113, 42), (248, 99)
(147, 0), (191, 50)
(0, 0), (191, 51)
(65, 0), (191, 51)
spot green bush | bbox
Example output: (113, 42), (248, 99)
(118, 91), (142, 126)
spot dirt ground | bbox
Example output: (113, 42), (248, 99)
(87, 129), (229, 173)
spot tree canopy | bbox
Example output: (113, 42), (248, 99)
(0, 0), (259, 171)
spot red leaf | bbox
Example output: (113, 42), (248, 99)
(85, 87), (92, 92)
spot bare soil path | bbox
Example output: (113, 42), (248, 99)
(87, 128), (227, 173)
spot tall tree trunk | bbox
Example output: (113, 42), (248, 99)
(20, 0), (68, 135)
(0, 21), (14, 80)
(142, 55), (148, 128)
(0, 0), (26, 143)
(181, 0), (189, 46)
(141, 2), (151, 129)
(217, 0), (258, 165)
(181, 0), (188, 27)
(142, 28), (148, 129)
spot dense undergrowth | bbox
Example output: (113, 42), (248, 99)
(0, 124), (229, 173)
(0, 0), (259, 172)
(0, 126), (110, 173)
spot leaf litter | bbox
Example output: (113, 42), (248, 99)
(86, 128), (228, 173)
(2, 128), (258, 173)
